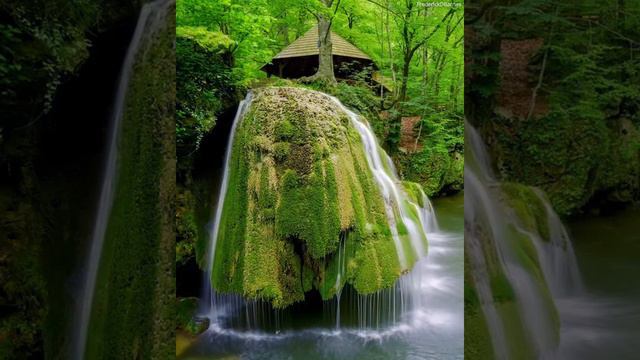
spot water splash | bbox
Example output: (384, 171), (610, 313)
(71, 1), (173, 358)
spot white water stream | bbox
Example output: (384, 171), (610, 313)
(326, 94), (429, 269)
(71, 1), (172, 358)
(465, 122), (586, 359)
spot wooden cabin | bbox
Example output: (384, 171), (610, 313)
(261, 25), (389, 93)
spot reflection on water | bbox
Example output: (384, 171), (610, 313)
(556, 209), (640, 359)
(179, 193), (464, 360)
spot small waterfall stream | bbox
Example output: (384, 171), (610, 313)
(326, 95), (428, 268)
(201, 93), (254, 320)
(198, 90), (455, 338)
(71, 1), (172, 358)
(465, 122), (585, 358)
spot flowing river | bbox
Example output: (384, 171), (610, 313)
(557, 207), (640, 359)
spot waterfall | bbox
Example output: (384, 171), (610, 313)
(201, 89), (441, 333)
(334, 232), (346, 329)
(465, 121), (584, 358)
(325, 95), (428, 270)
(71, 1), (172, 358)
(201, 92), (254, 320)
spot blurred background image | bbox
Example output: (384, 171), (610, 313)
(0, 0), (175, 358)
(465, 0), (640, 358)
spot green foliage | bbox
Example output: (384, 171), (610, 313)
(177, 0), (274, 84)
(0, 215), (46, 358)
(0, 0), (135, 128)
(176, 187), (198, 265)
(176, 26), (234, 51)
(396, 107), (464, 196)
(468, 0), (640, 214)
(175, 0), (464, 156)
(176, 30), (237, 174)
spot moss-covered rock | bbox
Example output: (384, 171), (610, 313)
(464, 253), (495, 360)
(485, 112), (640, 215)
(466, 185), (561, 359)
(84, 4), (175, 359)
(397, 148), (464, 197)
(501, 183), (550, 242)
(212, 87), (416, 308)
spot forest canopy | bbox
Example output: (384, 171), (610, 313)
(176, 0), (465, 195)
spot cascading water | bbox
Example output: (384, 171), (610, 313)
(334, 232), (346, 329)
(71, 1), (172, 358)
(182, 91), (463, 359)
(198, 90), (457, 336)
(465, 121), (585, 358)
(200, 93), (254, 323)
(326, 95), (428, 268)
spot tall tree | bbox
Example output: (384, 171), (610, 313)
(302, 0), (343, 83)
(366, 1), (460, 104)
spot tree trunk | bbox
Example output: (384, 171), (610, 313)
(422, 46), (428, 96)
(314, 16), (337, 83)
(385, 7), (397, 93)
(399, 52), (411, 103)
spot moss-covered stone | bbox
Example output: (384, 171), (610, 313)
(464, 253), (495, 360)
(212, 87), (409, 307)
(485, 112), (640, 215)
(501, 183), (550, 242)
(85, 5), (175, 359)
(396, 148), (464, 197)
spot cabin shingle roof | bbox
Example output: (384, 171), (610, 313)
(273, 25), (371, 60)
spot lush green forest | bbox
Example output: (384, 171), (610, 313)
(176, 0), (464, 262)
(176, 0), (464, 188)
(466, 0), (640, 215)
(175, 0), (465, 344)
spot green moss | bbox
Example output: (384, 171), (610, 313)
(490, 273), (515, 303)
(176, 187), (198, 265)
(501, 183), (550, 242)
(402, 181), (425, 207)
(85, 9), (175, 359)
(505, 225), (561, 350)
(464, 254), (495, 360)
(211, 87), (413, 307)
(175, 298), (202, 335)
(272, 142), (290, 163)
(488, 111), (640, 215)
(396, 145), (463, 197)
